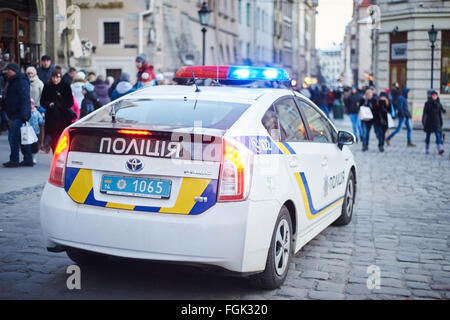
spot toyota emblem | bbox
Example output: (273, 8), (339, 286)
(126, 158), (144, 173)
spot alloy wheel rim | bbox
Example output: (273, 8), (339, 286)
(274, 219), (291, 276)
(346, 180), (354, 216)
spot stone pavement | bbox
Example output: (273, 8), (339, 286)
(0, 120), (449, 300)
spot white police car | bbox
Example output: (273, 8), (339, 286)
(40, 66), (357, 289)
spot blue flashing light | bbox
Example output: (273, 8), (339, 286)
(227, 66), (290, 82)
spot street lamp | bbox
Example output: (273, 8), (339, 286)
(428, 24), (438, 89)
(198, 2), (211, 66)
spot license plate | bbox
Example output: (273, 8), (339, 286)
(100, 175), (171, 199)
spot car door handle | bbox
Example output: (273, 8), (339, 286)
(321, 157), (328, 167)
(289, 156), (299, 168)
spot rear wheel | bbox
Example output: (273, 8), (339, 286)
(66, 248), (109, 266)
(333, 171), (355, 226)
(251, 206), (293, 290)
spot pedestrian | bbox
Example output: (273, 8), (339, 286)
(62, 67), (77, 86)
(40, 69), (74, 153)
(135, 53), (155, 88)
(28, 98), (45, 164)
(36, 55), (56, 84)
(1, 63), (33, 168)
(360, 89), (377, 152)
(333, 87), (344, 119)
(87, 72), (96, 83)
(71, 71), (86, 108)
(422, 90), (446, 155)
(111, 73), (136, 100)
(80, 82), (101, 118)
(93, 75), (111, 106)
(344, 87), (362, 142)
(319, 85), (330, 118)
(386, 87), (416, 147)
(373, 92), (390, 152)
(26, 66), (44, 109)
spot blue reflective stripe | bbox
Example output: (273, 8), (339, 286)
(189, 179), (218, 215)
(65, 167), (80, 192)
(282, 142), (296, 155)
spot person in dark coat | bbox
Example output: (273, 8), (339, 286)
(80, 82), (101, 118)
(62, 67), (77, 86)
(2, 63), (33, 167)
(422, 91), (446, 155)
(40, 69), (74, 153)
(36, 55), (56, 84)
(373, 92), (390, 152)
(92, 75), (111, 106)
(344, 87), (362, 142)
(386, 87), (416, 147)
(360, 89), (377, 152)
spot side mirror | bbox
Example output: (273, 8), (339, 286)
(337, 131), (356, 150)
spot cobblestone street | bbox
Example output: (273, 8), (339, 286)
(0, 123), (449, 300)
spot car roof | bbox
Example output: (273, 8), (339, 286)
(127, 85), (291, 103)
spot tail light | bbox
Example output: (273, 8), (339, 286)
(49, 129), (70, 187)
(218, 138), (253, 202)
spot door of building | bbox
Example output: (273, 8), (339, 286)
(0, 8), (32, 67)
(390, 62), (407, 89)
(389, 32), (408, 90)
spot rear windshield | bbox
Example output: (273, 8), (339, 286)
(86, 99), (251, 130)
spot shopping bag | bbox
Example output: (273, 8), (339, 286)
(20, 122), (38, 145)
(358, 106), (373, 121)
(387, 114), (395, 129)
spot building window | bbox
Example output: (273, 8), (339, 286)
(103, 22), (120, 44)
(246, 2), (251, 27)
(441, 30), (450, 94)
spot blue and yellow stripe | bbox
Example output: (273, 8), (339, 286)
(294, 172), (344, 220)
(276, 142), (344, 220)
(64, 168), (217, 215)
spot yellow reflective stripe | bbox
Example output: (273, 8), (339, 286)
(294, 172), (344, 221)
(159, 178), (211, 215)
(106, 203), (135, 210)
(277, 142), (291, 155)
(68, 169), (93, 204)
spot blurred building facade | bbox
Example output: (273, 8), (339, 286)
(372, 0), (450, 113)
(5, 0), (320, 85)
(317, 43), (343, 89)
(0, 0), (70, 70)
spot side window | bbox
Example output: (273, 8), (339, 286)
(298, 100), (335, 143)
(274, 98), (308, 142)
(261, 104), (281, 141)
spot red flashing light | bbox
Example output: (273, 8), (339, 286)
(175, 66), (230, 80)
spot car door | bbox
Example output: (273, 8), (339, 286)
(295, 98), (347, 225)
(271, 97), (330, 235)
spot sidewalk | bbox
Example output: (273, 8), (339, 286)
(0, 133), (52, 195)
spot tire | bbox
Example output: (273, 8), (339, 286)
(333, 171), (356, 226)
(66, 248), (109, 266)
(250, 206), (293, 290)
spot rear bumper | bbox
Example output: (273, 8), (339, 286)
(40, 183), (279, 273)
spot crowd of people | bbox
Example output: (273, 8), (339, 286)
(0, 53), (162, 168)
(0, 55), (447, 168)
(298, 82), (446, 155)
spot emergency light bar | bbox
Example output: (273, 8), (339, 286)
(175, 66), (290, 82)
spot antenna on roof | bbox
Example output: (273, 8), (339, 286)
(192, 72), (201, 92)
